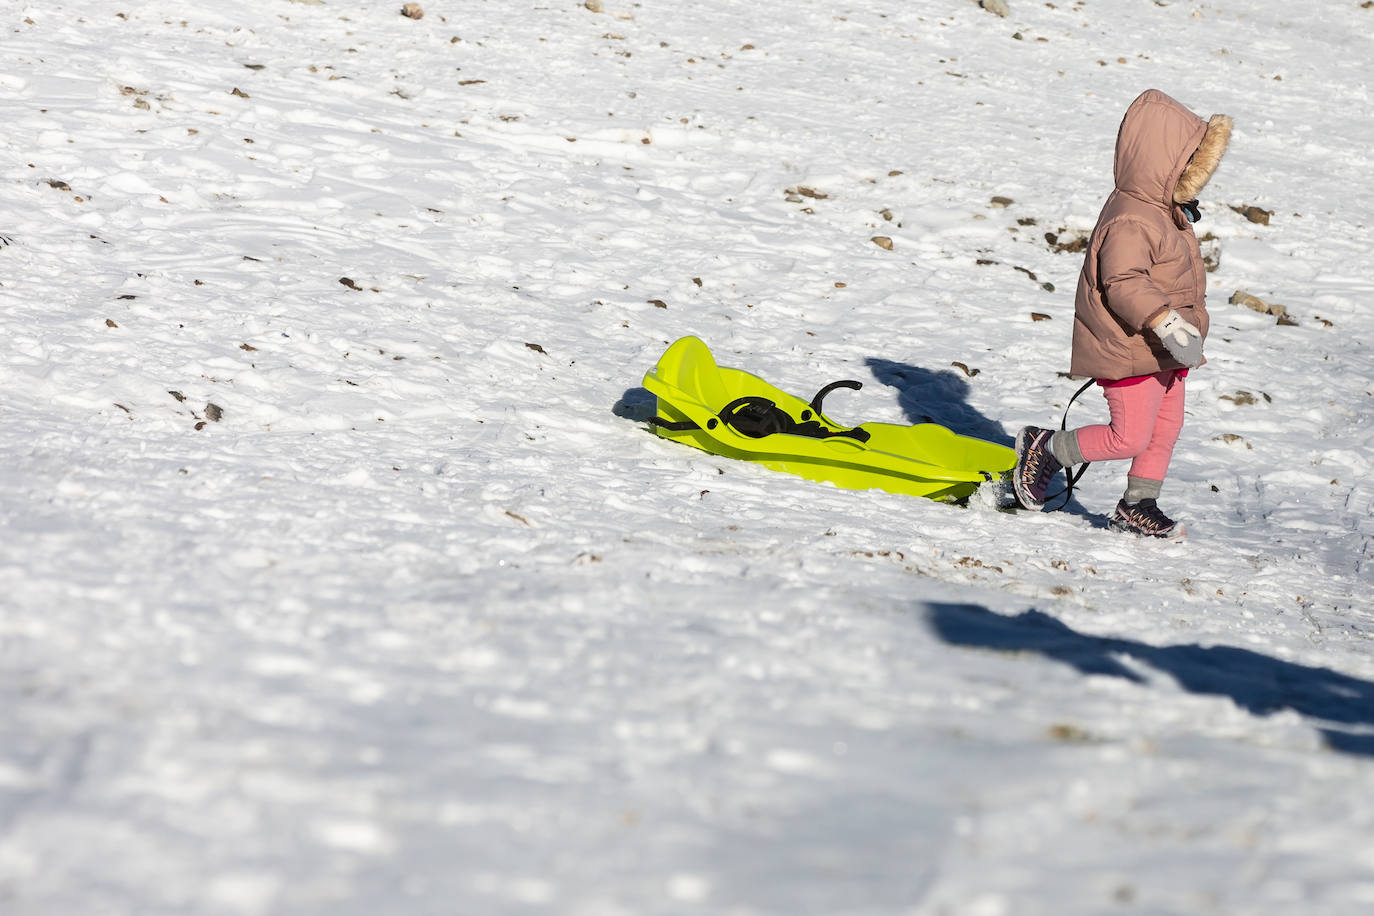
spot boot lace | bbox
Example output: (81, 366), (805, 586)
(1120, 498), (1175, 533)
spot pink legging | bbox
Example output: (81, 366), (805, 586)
(1075, 370), (1186, 482)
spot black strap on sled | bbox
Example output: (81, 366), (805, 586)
(645, 416), (701, 432)
(1042, 378), (1096, 510)
(649, 381), (871, 444)
(810, 380), (863, 416)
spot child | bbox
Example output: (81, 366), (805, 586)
(1014, 89), (1232, 538)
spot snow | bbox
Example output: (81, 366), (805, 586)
(1, 0), (1371, 912)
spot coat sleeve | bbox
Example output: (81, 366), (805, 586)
(1097, 218), (1172, 331)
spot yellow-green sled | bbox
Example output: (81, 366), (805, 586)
(642, 336), (1016, 502)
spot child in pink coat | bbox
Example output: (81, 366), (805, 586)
(1014, 90), (1233, 538)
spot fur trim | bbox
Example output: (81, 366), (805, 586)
(1173, 114), (1233, 202)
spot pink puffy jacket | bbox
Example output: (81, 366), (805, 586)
(1071, 90), (1232, 380)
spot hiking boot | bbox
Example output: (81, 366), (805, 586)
(1013, 426), (1063, 509)
(1110, 498), (1185, 540)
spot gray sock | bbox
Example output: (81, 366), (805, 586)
(1123, 476), (1163, 504)
(1049, 429), (1084, 467)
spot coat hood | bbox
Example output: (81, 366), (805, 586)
(1174, 113), (1233, 203)
(1113, 89), (1231, 211)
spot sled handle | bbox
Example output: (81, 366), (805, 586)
(809, 380), (862, 417)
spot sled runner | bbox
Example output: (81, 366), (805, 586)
(642, 336), (1016, 501)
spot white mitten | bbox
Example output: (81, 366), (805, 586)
(1153, 310), (1204, 368)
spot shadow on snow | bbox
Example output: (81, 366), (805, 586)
(864, 357), (1012, 447)
(929, 602), (1374, 757)
(613, 386), (657, 424)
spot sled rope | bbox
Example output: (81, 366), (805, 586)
(1043, 378), (1096, 510)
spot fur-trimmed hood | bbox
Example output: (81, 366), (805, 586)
(1113, 89), (1232, 213)
(1174, 113), (1233, 203)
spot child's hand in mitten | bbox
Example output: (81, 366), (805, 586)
(1151, 309), (1204, 367)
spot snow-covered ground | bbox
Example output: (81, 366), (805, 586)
(2, 1), (1372, 913)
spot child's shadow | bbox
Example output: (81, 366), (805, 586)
(930, 602), (1374, 756)
(865, 358), (1012, 446)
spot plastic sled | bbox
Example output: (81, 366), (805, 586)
(642, 336), (1016, 502)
